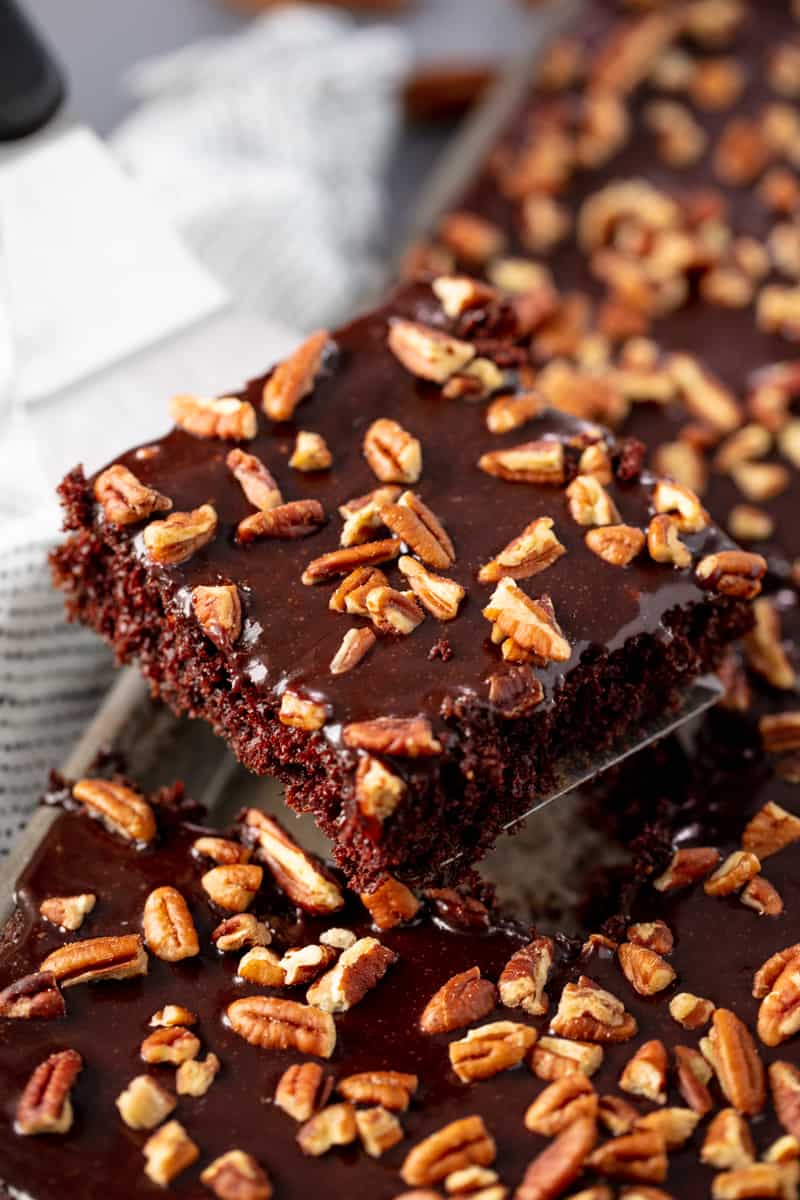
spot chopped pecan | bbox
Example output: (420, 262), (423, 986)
(646, 515), (691, 569)
(438, 211), (506, 265)
(711, 1164), (790, 1199)
(675, 1044), (714, 1115)
(41, 934), (147, 988)
(143, 503), (218, 564)
(201, 865), (263, 912)
(0, 971), (64, 1020)
(756, 951), (800, 1047)
(297, 1102), (358, 1157)
(330, 566), (388, 611)
(227, 995), (336, 1057)
(741, 875), (784, 917)
(320, 928), (357, 950)
(339, 486), (399, 547)
(743, 599), (797, 691)
(355, 755), (406, 823)
(758, 283), (800, 339)
(149, 1004), (197, 1027)
(289, 430), (332, 472)
(242, 808), (343, 913)
(306, 937), (397, 1013)
(770, 1061), (800, 1139)
(515, 1116), (597, 1200)
(586, 524), (645, 567)
(360, 874), (420, 930)
(653, 846), (720, 891)
(278, 689), (330, 731)
(566, 475), (620, 527)
(498, 936), (553, 1016)
(701, 1108), (755, 1170)
(73, 777), (156, 844)
(478, 439), (565, 485)
(401, 1115), (496, 1187)
(40, 893), (95, 932)
(653, 439), (707, 495)
(618, 943), (676, 996)
(731, 461), (790, 502)
(754, 945), (800, 998)
(419, 966), (497, 1036)
(364, 418), (422, 484)
(343, 716), (442, 757)
(714, 423), (773, 473)
(201, 1150), (272, 1200)
(191, 584), (242, 651)
(330, 627), (376, 675)
(485, 391), (544, 435)
(651, 477), (710, 533)
(356, 1105), (404, 1158)
(380, 491), (454, 569)
(708, 1008), (766, 1113)
(398, 556), (465, 620)
(524, 1075), (597, 1137)
(619, 1040), (668, 1104)
(483, 579), (570, 663)
(587, 1131), (668, 1184)
(762, 1133), (800, 1166)
(551, 977), (637, 1043)
(432, 274), (497, 319)
(176, 1053), (220, 1097)
(237, 947), (285, 987)
(425, 889), (490, 932)
(714, 116), (771, 186)
(367, 586), (425, 636)
(598, 1093), (639, 1136)
(226, 448), (282, 511)
(280, 944), (337, 987)
(627, 921), (673, 956)
(143, 1120), (199, 1186)
(760, 712), (800, 754)
(275, 1062), (333, 1122)
(479, 518), (565, 584)
(634, 1108), (699, 1151)
(338, 1070), (418, 1112)
(94, 464), (171, 525)
(531, 1036), (604, 1081)
(487, 663), (544, 718)
(388, 319), (475, 384)
(194, 836), (252, 867)
(262, 330), (330, 421)
(211, 913), (270, 952)
(140, 1025), (200, 1065)
(704, 850), (761, 896)
(170, 393), (257, 440)
(116, 1074), (176, 1131)
(237, 498), (325, 543)
(15, 1049), (82, 1135)
(143, 886), (199, 962)
(302, 538), (400, 585)
(449, 1020), (537, 1083)
(669, 992), (715, 1030)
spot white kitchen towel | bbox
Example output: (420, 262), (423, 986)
(0, 6), (409, 853)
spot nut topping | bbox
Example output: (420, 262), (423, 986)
(756, 950), (800, 1047)
(530, 1036), (604, 1081)
(176, 1053), (221, 1097)
(227, 995), (336, 1057)
(338, 1070), (418, 1112)
(40, 893), (95, 932)
(696, 550), (767, 599)
(201, 864), (263, 912)
(617, 943), (676, 996)
(237, 499), (325, 543)
(241, 808), (344, 913)
(566, 474), (620, 527)
(41, 934), (147, 987)
(143, 1120), (199, 1187)
(432, 274), (497, 319)
(143, 886), (199, 962)
(330, 626), (376, 675)
(194, 836), (253, 867)
(355, 1106), (404, 1158)
(297, 1103), (358, 1157)
(486, 391), (544, 434)
(262, 330), (330, 421)
(551, 977), (638, 1043)
(708, 1008), (766, 1114)
(227, 448), (283, 511)
(302, 538), (401, 585)
(364, 418), (422, 484)
(280, 944), (337, 987)
(711, 1164), (791, 1199)
(598, 1094), (639, 1137)
(0, 972), (64, 1020)
(401, 1115), (496, 1187)
(278, 689), (330, 731)
(343, 716), (442, 757)
(140, 1025), (200, 1065)
(743, 600), (797, 691)
(275, 1062), (333, 1122)
(191, 585), (242, 651)
(439, 211), (506, 264)
(449, 1021), (537, 1082)
(388, 319), (475, 383)
(94, 464), (171, 526)
(398, 557), (465, 620)
(289, 430), (332, 472)
(380, 491), (455, 570)
(150, 1004), (197, 1027)
(646, 515), (691, 569)
(339, 487), (399, 547)
(15, 1049), (82, 1135)
(741, 875), (784, 917)
(515, 1116), (597, 1200)
(634, 1107), (700, 1150)
(770, 1061), (800, 1139)
(201, 1151), (272, 1200)
(653, 846), (720, 891)
(586, 524), (646, 567)
(170, 393), (257, 440)
(355, 756), (407, 823)
(419, 966), (497, 1035)
(211, 913), (270, 952)
(701, 1108), (755, 1170)
(651, 478), (709, 533)
(675, 1044), (714, 1115)
(116, 1075), (176, 1131)
(306, 937), (397, 1013)
(760, 712), (800, 754)
(524, 1075), (598, 1137)
(360, 874), (421, 930)
(330, 566), (388, 612)
(669, 992), (715, 1030)
(367, 586), (425, 636)
(483, 578), (571, 663)
(704, 850), (761, 896)
(73, 777), (156, 844)
(478, 439), (565, 485)
(237, 947), (285, 987)
(498, 936), (553, 1016)
(619, 1040), (668, 1104)
(586, 1131), (668, 1184)
(479, 518), (566, 583)
(626, 921), (673, 955)
(143, 503), (218, 564)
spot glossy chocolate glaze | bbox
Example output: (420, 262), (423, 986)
(1, 775), (798, 1199)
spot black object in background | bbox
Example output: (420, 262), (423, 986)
(0, 0), (64, 141)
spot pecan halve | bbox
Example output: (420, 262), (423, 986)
(170, 393), (257, 440)
(94, 464), (171, 525)
(226, 447), (283, 511)
(302, 538), (400, 585)
(280, 945), (337, 988)
(201, 864), (263, 912)
(695, 550), (767, 600)
(201, 1150), (272, 1200)
(143, 886), (199, 962)
(237, 947), (285, 987)
(743, 599), (797, 691)
(653, 846), (720, 891)
(587, 1130), (668, 1184)
(757, 953), (800, 1047)
(330, 627), (376, 675)
(360, 874), (420, 930)
(401, 1115), (496, 1187)
(0, 971), (64, 1020)
(498, 935), (553, 1016)
(143, 1119), (199, 1187)
(626, 920), (673, 955)
(432, 274), (497, 319)
(515, 1115), (597, 1200)
(586, 523), (645, 567)
(524, 1074), (597, 1137)
(330, 566), (388, 612)
(338, 1070), (418, 1112)
(551, 977), (637, 1043)
(566, 474), (620, 527)
(193, 836), (252, 867)
(709, 1008), (766, 1114)
(397, 556), (465, 621)
(73, 777), (156, 844)
(635, 1107), (699, 1152)
(366, 586), (425, 636)
(669, 992), (715, 1030)
(262, 330), (331, 421)
(646, 514), (692, 568)
(387, 318), (475, 383)
(241, 808), (344, 913)
(343, 716), (442, 757)
(191, 584), (242, 651)
(478, 439), (565, 484)
(363, 418), (423, 485)
(419, 966), (497, 1035)
(531, 1036), (604, 1081)
(306, 937), (397, 1013)
(41, 934), (147, 988)
(485, 390), (544, 435)
(275, 1062), (333, 1122)
(227, 995), (336, 1057)
(380, 491), (454, 570)
(176, 1053), (220, 1097)
(15, 1049), (82, 1135)
(40, 893), (95, 932)
(675, 1044), (714, 1115)
(479, 517), (566, 583)
(741, 875), (784, 917)
(143, 503), (218, 564)
(449, 1020), (537, 1083)
(483, 578), (571, 663)
(237, 499), (325, 543)
(617, 943), (676, 996)
(704, 850), (761, 896)
(211, 913), (270, 952)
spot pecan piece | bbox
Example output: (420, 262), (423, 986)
(524, 1075), (597, 1137)
(381, 491), (454, 569)
(176, 1053), (220, 1097)
(587, 1131), (668, 1184)
(487, 664), (544, 718)
(150, 1004), (197, 1027)
(289, 430), (332, 472)
(280, 944), (337, 987)
(398, 556), (465, 620)
(704, 850), (761, 896)
(696, 550), (767, 600)
(143, 1120), (199, 1186)
(669, 992), (715, 1030)
(531, 1036), (604, 1081)
(598, 1093), (639, 1136)
(743, 600), (797, 691)
(741, 875), (784, 917)
(432, 274), (497, 319)
(364, 418), (422, 484)
(515, 1116), (597, 1200)
(586, 524), (645, 567)
(94, 464), (171, 525)
(73, 777), (156, 844)
(320, 928), (357, 950)
(479, 518), (566, 584)
(330, 566), (388, 612)
(343, 716), (442, 757)
(355, 756), (407, 823)
(449, 1020), (537, 1083)
(709, 1008), (766, 1114)
(439, 211), (506, 264)
(191, 584), (242, 651)
(143, 886), (199, 962)
(756, 952), (800, 1047)
(483, 579), (570, 663)
(701, 1108), (755, 1170)
(338, 1070), (418, 1112)
(330, 627), (376, 675)
(201, 864), (263, 912)
(140, 1025), (200, 1065)
(143, 503), (218, 564)
(485, 391), (544, 435)
(478, 439), (565, 485)
(275, 1062), (333, 1122)
(367, 586), (425, 636)
(237, 947), (285, 987)
(40, 893), (95, 932)
(566, 475), (620, 527)
(626, 921), (673, 955)
(339, 487), (399, 547)
(302, 538), (400, 585)
(419, 966), (497, 1035)
(170, 393), (257, 440)
(711, 1164), (790, 1199)
(388, 318), (475, 383)
(201, 1150), (272, 1200)
(306, 937), (396, 1013)
(237, 499), (325, 543)
(278, 689), (329, 731)
(355, 1106), (404, 1158)
(635, 1107), (700, 1150)
(551, 977), (637, 1043)
(241, 808), (344, 913)
(227, 447), (282, 511)
(0, 971), (64, 1020)
(116, 1075), (176, 1131)
(770, 1061), (800, 1139)
(297, 1103), (358, 1157)
(619, 1040), (668, 1104)
(498, 936), (553, 1016)
(41, 934), (147, 987)
(675, 1044), (714, 1115)
(15, 1049), (82, 1135)
(646, 515), (691, 569)
(760, 712), (800, 754)
(401, 1115), (496, 1187)
(653, 846), (720, 891)
(360, 874), (420, 930)
(753, 945), (800, 998)
(651, 478), (710, 533)
(262, 330), (330, 421)
(227, 995), (336, 1057)
(194, 836), (252, 867)
(617, 943), (676, 996)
